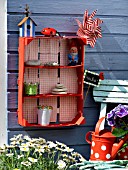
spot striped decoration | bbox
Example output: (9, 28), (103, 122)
(76, 10), (103, 48)
(19, 18), (35, 37)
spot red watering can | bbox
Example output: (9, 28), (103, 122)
(86, 117), (128, 161)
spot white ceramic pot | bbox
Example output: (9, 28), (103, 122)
(38, 108), (51, 125)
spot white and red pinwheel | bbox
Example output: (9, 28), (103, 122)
(76, 10), (103, 48)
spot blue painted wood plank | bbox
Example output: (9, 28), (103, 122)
(72, 144), (90, 160)
(99, 79), (128, 85)
(94, 97), (128, 103)
(8, 73), (18, 89)
(8, 126), (95, 146)
(7, 53), (128, 71)
(7, 0), (128, 16)
(7, 54), (18, 71)
(7, 107), (100, 129)
(7, 34), (128, 53)
(7, 90), (98, 110)
(8, 15), (128, 34)
(7, 72), (128, 110)
(94, 91), (128, 98)
(85, 53), (128, 71)
(93, 85), (128, 92)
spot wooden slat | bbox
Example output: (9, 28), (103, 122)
(8, 92), (18, 109)
(85, 53), (128, 71)
(99, 103), (107, 130)
(8, 126), (95, 146)
(7, 91), (97, 110)
(7, 79), (128, 110)
(100, 79), (128, 86)
(8, 73), (18, 89)
(7, 107), (100, 129)
(7, 54), (18, 70)
(7, 0), (128, 16)
(8, 15), (128, 35)
(94, 97), (128, 103)
(8, 34), (128, 53)
(70, 144), (90, 160)
(7, 53), (128, 72)
(93, 86), (128, 92)
(93, 91), (128, 98)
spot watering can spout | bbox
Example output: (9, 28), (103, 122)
(111, 134), (128, 159)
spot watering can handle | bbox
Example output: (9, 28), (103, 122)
(85, 131), (92, 144)
(95, 117), (105, 136)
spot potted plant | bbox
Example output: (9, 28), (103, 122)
(106, 104), (128, 160)
(37, 105), (53, 125)
(24, 82), (38, 96)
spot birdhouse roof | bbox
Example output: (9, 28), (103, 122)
(18, 17), (37, 26)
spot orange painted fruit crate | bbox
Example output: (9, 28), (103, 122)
(17, 36), (86, 127)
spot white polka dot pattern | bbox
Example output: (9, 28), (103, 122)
(92, 141), (95, 147)
(101, 145), (106, 151)
(122, 148), (125, 152)
(95, 153), (99, 158)
(106, 154), (111, 159)
(91, 149), (93, 155)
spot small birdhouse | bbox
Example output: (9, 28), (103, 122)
(18, 5), (37, 37)
(18, 17), (37, 37)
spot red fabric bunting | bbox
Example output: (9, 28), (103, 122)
(76, 10), (103, 48)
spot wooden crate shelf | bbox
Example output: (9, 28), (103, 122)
(18, 36), (85, 127)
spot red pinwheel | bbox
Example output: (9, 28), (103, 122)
(76, 10), (103, 48)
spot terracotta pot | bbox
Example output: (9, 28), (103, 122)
(117, 146), (128, 160)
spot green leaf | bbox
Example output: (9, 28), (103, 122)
(112, 128), (128, 137)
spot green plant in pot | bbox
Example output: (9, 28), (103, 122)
(24, 82), (38, 95)
(106, 104), (128, 160)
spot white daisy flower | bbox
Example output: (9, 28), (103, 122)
(57, 160), (66, 169)
(47, 141), (57, 148)
(21, 161), (31, 167)
(23, 135), (31, 141)
(38, 137), (46, 144)
(17, 154), (24, 159)
(6, 153), (14, 157)
(10, 137), (17, 141)
(28, 157), (38, 163)
(56, 141), (67, 148)
(79, 156), (86, 162)
(35, 148), (45, 153)
(63, 147), (74, 152)
(20, 147), (29, 152)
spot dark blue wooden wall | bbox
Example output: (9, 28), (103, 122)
(7, 0), (128, 160)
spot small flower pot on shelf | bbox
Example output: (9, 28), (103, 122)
(24, 82), (38, 95)
(37, 106), (53, 126)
